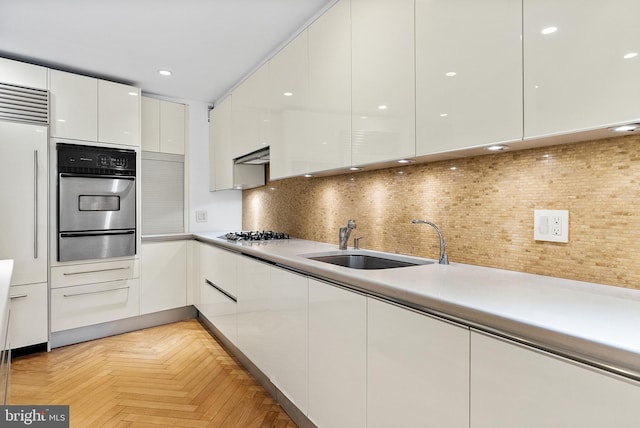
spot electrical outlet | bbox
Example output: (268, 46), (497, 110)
(195, 210), (208, 223)
(534, 209), (569, 243)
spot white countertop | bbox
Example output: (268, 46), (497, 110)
(194, 232), (640, 380)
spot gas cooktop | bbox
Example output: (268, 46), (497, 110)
(221, 231), (290, 242)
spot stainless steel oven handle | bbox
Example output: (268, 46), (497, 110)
(63, 266), (130, 276)
(59, 173), (135, 180)
(33, 149), (38, 259)
(63, 286), (130, 298)
(59, 230), (135, 238)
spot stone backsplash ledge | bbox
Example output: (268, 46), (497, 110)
(243, 134), (640, 290)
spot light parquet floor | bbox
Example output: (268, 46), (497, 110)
(8, 319), (297, 428)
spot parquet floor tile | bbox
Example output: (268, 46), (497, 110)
(8, 319), (297, 428)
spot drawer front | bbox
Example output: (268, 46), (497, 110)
(8, 282), (48, 349)
(50, 278), (140, 332)
(51, 259), (139, 289)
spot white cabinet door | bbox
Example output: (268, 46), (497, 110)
(470, 331), (640, 428)
(416, 0), (522, 155)
(367, 298), (470, 428)
(159, 101), (185, 155)
(308, 279), (366, 428)
(269, 31), (310, 180)
(236, 256), (273, 375)
(351, 0), (415, 166)
(141, 96), (161, 152)
(198, 244), (237, 344)
(0, 121), (47, 286)
(8, 282), (48, 349)
(231, 63), (270, 159)
(209, 96), (234, 191)
(307, 0), (352, 175)
(269, 266), (308, 415)
(0, 57), (48, 89)
(140, 241), (187, 315)
(524, 0), (640, 138)
(98, 80), (140, 147)
(49, 69), (98, 141)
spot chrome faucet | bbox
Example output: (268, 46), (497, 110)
(412, 219), (449, 265)
(339, 219), (356, 250)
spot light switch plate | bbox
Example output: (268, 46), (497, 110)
(195, 210), (208, 223)
(534, 209), (569, 243)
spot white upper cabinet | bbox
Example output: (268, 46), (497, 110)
(98, 80), (140, 146)
(231, 62), (270, 159)
(50, 70), (98, 141)
(306, 0), (352, 174)
(351, 0), (415, 166)
(269, 31), (310, 180)
(209, 95), (233, 191)
(142, 96), (186, 154)
(416, 0), (523, 155)
(524, 0), (640, 138)
(0, 57), (48, 89)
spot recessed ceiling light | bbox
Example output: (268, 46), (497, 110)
(378, 105), (388, 110)
(445, 71), (457, 77)
(303, 174), (313, 178)
(487, 145), (508, 151)
(349, 167), (363, 171)
(541, 26), (558, 35)
(158, 69), (172, 76)
(397, 159), (414, 164)
(610, 124), (640, 132)
(623, 52), (638, 59)
(440, 113), (449, 117)
(283, 92), (293, 97)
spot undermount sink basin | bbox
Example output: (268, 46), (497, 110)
(301, 250), (434, 270)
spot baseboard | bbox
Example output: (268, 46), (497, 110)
(50, 306), (197, 348)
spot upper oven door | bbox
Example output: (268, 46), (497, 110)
(59, 174), (136, 232)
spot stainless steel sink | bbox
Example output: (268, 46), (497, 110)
(301, 250), (434, 270)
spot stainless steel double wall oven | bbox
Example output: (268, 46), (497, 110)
(57, 143), (136, 262)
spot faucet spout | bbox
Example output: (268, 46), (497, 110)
(338, 219), (356, 250)
(412, 219), (449, 265)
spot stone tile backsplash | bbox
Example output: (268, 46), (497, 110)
(243, 134), (640, 290)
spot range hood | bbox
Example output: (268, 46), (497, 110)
(233, 147), (269, 189)
(234, 147), (270, 165)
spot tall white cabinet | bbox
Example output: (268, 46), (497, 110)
(351, 0), (415, 166)
(523, 0), (640, 138)
(415, 0), (523, 155)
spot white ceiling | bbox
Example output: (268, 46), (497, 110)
(0, 0), (336, 104)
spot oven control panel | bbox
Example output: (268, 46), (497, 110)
(57, 143), (136, 176)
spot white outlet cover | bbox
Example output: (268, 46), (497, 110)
(534, 209), (569, 243)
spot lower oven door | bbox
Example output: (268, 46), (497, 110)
(58, 230), (135, 262)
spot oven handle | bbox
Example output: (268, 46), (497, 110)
(59, 173), (135, 180)
(60, 230), (135, 238)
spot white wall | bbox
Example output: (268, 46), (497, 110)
(186, 100), (242, 232)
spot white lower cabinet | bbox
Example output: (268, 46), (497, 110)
(197, 244), (237, 344)
(140, 241), (187, 315)
(8, 283), (48, 349)
(470, 331), (640, 428)
(50, 259), (140, 332)
(50, 279), (140, 332)
(367, 298), (470, 428)
(308, 280), (366, 428)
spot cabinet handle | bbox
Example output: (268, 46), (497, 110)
(33, 150), (38, 259)
(9, 294), (28, 300)
(63, 266), (130, 276)
(205, 279), (237, 303)
(63, 286), (130, 298)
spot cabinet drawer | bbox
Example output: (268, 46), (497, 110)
(8, 282), (48, 349)
(50, 279), (140, 332)
(51, 259), (139, 288)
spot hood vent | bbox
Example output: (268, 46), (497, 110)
(234, 147), (270, 165)
(0, 82), (48, 125)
